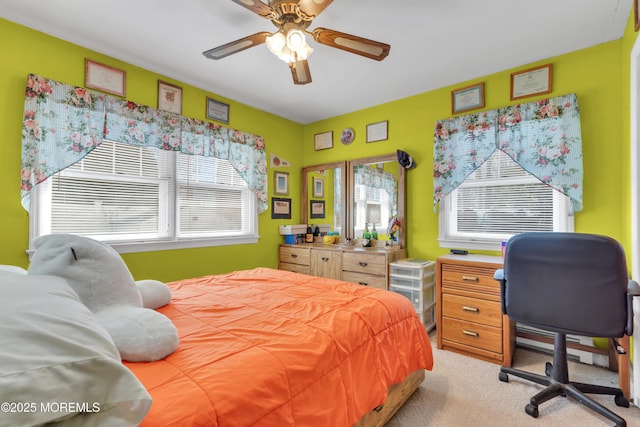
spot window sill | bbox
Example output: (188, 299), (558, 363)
(438, 237), (504, 252)
(111, 235), (260, 254)
(27, 235), (260, 258)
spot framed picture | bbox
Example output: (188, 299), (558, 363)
(274, 171), (289, 195)
(314, 131), (333, 150)
(366, 120), (388, 143)
(310, 200), (325, 219)
(451, 83), (484, 114)
(510, 64), (553, 101)
(206, 97), (230, 124)
(636, 0), (640, 32)
(271, 197), (292, 219)
(312, 176), (324, 198)
(157, 80), (182, 114)
(85, 59), (126, 97)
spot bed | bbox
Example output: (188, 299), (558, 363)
(0, 266), (432, 426)
(125, 267), (433, 426)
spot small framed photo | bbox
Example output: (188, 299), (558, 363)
(271, 197), (292, 219)
(510, 64), (552, 101)
(366, 120), (388, 143)
(312, 176), (324, 198)
(451, 83), (484, 114)
(157, 80), (182, 114)
(85, 59), (126, 97)
(310, 200), (325, 219)
(274, 171), (289, 195)
(206, 97), (230, 124)
(314, 131), (333, 150)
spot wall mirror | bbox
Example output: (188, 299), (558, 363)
(301, 161), (347, 236)
(301, 154), (405, 248)
(347, 154), (405, 248)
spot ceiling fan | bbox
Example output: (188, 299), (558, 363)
(202, 0), (391, 85)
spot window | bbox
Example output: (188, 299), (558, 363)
(439, 150), (573, 250)
(31, 140), (258, 253)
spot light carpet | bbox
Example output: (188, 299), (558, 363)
(388, 333), (640, 426)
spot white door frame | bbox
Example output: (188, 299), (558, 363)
(630, 32), (640, 404)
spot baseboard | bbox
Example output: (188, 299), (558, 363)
(516, 324), (609, 368)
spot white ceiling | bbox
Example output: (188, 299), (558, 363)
(0, 0), (632, 124)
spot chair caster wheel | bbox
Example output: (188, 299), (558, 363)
(525, 404), (539, 418)
(499, 372), (509, 382)
(545, 362), (553, 377)
(615, 395), (630, 408)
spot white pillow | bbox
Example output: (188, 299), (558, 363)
(0, 264), (27, 276)
(0, 274), (152, 427)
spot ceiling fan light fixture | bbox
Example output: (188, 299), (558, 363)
(286, 29), (306, 51)
(265, 32), (286, 55)
(267, 29), (313, 63)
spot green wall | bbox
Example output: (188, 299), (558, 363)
(0, 18), (304, 281)
(303, 27), (637, 262)
(2, 12), (639, 279)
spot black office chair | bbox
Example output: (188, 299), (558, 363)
(494, 232), (640, 427)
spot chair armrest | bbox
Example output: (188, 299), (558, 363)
(494, 269), (506, 314)
(628, 279), (640, 297)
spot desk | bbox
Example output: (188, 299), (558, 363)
(436, 254), (514, 367)
(435, 254), (631, 398)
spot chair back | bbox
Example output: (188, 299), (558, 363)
(502, 232), (630, 337)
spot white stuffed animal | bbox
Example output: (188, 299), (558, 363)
(28, 234), (179, 362)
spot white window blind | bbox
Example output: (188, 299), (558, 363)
(32, 140), (257, 252)
(439, 150), (572, 250)
(176, 154), (251, 237)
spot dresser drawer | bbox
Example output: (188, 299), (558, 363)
(278, 262), (310, 275)
(342, 271), (386, 289)
(342, 252), (386, 276)
(442, 293), (502, 327)
(279, 246), (311, 266)
(441, 317), (502, 353)
(441, 264), (499, 295)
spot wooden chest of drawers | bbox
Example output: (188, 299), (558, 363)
(278, 246), (311, 274)
(278, 244), (405, 290)
(342, 251), (390, 290)
(436, 254), (515, 367)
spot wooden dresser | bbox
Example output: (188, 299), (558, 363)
(436, 254), (515, 367)
(279, 244), (406, 290)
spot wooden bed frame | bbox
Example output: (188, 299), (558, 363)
(356, 369), (425, 427)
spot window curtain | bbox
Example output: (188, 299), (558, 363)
(354, 164), (397, 210)
(20, 74), (268, 213)
(433, 93), (583, 213)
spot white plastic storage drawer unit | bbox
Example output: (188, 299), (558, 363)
(419, 303), (436, 330)
(390, 260), (435, 280)
(389, 259), (437, 331)
(389, 284), (435, 312)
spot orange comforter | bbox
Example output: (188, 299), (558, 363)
(125, 267), (433, 426)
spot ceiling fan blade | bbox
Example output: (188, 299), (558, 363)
(231, 0), (274, 18)
(298, 0), (333, 17)
(311, 28), (390, 61)
(203, 32), (271, 60)
(290, 60), (312, 85)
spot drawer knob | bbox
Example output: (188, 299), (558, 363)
(322, 257), (330, 262)
(291, 254), (298, 259)
(462, 305), (479, 314)
(462, 329), (479, 338)
(359, 262), (368, 267)
(358, 282), (368, 286)
(462, 275), (479, 282)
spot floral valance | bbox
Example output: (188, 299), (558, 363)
(433, 93), (583, 213)
(21, 74), (268, 213)
(354, 164), (397, 209)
